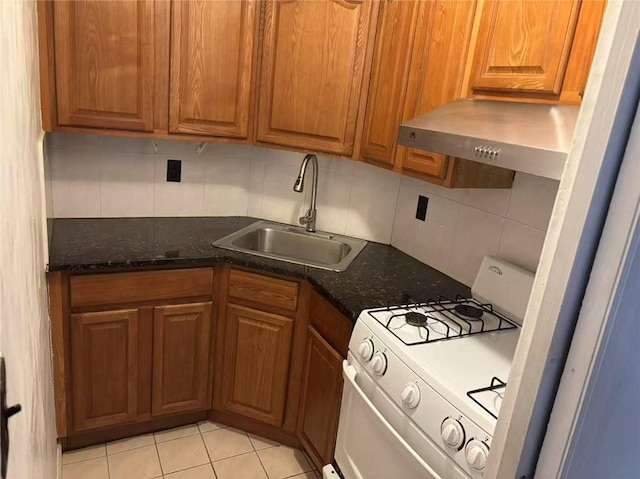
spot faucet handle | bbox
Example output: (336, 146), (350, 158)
(299, 209), (312, 225)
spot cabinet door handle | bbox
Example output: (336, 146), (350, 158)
(1, 356), (22, 479)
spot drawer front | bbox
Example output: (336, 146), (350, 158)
(70, 269), (214, 308)
(228, 269), (298, 312)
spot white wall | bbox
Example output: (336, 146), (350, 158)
(47, 133), (557, 286)
(0, 1), (57, 478)
(47, 134), (401, 243)
(391, 173), (557, 285)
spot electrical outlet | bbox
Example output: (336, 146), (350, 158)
(166, 159), (181, 182)
(416, 195), (428, 221)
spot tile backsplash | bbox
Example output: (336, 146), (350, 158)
(46, 133), (558, 285)
(391, 173), (556, 285)
(46, 133), (401, 243)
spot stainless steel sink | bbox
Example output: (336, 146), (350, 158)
(212, 221), (367, 272)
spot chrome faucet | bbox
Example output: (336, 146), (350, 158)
(293, 154), (319, 232)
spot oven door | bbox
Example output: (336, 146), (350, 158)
(331, 359), (443, 479)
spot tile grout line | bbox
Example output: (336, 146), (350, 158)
(153, 440), (165, 478)
(253, 446), (272, 479)
(105, 445), (111, 479)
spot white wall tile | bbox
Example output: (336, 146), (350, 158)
(498, 220), (546, 273)
(47, 132), (101, 151)
(345, 166), (400, 243)
(43, 143), (53, 219)
(208, 143), (259, 160)
(261, 164), (307, 225)
(318, 155), (356, 177)
(248, 160), (265, 218)
(154, 155), (205, 216)
(400, 174), (464, 202)
(265, 148), (308, 169)
(390, 185), (419, 255)
(314, 172), (352, 234)
(460, 188), (511, 216)
(506, 173), (559, 230)
(203, 157), (251, 216)
(100, 152), (155, 217)
(413, 195), (461, 275)
(155, 139), (203, 156)
(50, 149), (101, 217)
(100, 135), (156, 154)
(447, 206), (504, 285)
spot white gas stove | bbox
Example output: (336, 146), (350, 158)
(325, 257), (535, 479)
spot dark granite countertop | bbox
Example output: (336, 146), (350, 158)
(48, 217), (470, 321)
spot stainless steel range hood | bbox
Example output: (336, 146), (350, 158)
(397, 99), (580, 180)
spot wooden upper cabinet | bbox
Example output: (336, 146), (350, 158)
(468, 0), (581, 96)
(169, 1), (258, 138)
(152, 303), (212, 416)
(401, 0), (476, 181)
(256, 0), (376, 155)
(360, 0), (421, 167)
(71, 309), (139, 431)
(53, 1), (156, 131)
(221, 304), (294, 426)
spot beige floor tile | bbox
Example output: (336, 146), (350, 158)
(156, 434), (210, 474)
(213, 452), (268, 479)
(107, 444), (162, 479)
(290, 473), (317, 479)
(197, 420), (227, 433)
(62, 456), (109, 479)
(62, 444), (106, 465)
(202, 427), (254, 462)
(154, 424), (201, 443)
(248, 433), (280, 451)
(164, 463), (216, 479)
(107, 433), (155, 455)
(257, 445), (312, 479)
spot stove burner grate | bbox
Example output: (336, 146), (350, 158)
(367, 294), (518, 346)
(467, 377), (507, 420)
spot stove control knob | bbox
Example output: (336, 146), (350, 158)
(370, 352), (387, 376)
(465, 439), (490, 471)
(357, 339), (375, 362)
(440, 418), (465, 450)
(400, 383), (420, 409)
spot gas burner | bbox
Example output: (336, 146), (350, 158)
(405, 311), (428, 327)
(454, 304), (484, 319)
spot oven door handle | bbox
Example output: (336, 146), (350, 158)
(342, 361), (444, 479)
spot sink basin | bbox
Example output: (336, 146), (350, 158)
(212, 221), (367, 272)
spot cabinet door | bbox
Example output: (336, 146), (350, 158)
(221, 304), (293, 426)
(71, 309), (138, 431)
(169, 1), (258, 138)
(401, 0), (476, 181)
(53, 0), (156, 130)
(257, 0), (375, 155)
(468, 0), (581, 95)
(360, 0), (421, 166)
(297, 327), (344, 469)
(152, 303), (212, 416)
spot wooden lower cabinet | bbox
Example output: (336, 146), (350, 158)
(152, 302), (212, 416)
(220, 304), (294, 426)
(56, 266), (352, 458)
(69, 300), (213, 433)
(297, 326), (344, 469)
(71, 309), (139, 432)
